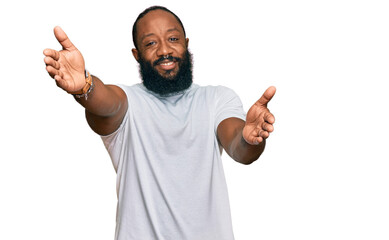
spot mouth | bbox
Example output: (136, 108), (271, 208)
(157, 60), (176, 71)
(154, 56), (181, 72)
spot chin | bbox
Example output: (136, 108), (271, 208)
(160, 70), (179, 79)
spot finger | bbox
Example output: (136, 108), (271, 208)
(264, 112), (275, 124)
(259, 130), (269, 139)
(256, 126), (269, 137)
(261, 122), (274, 133)
(44, 56), (60, 70)
(256, 86), (276, 106)
(46, 65), (63, 79)
(246, 133), (268, 145)
(43, 48), (60, 61)
(53, 26), (76, 51)
(254, 136), (264, 144)
(54, 74), (65, 82)
(244, 129), (260, 145)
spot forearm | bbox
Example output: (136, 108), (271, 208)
(218, 118), (266, 165)
(73, 75), (128, 136)
(75, 75), (125, 117)
(228, 128), (266, 165)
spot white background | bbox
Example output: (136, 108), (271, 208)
(1, 0), (388, 239)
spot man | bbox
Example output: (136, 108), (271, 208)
(43, 6), (276, 240)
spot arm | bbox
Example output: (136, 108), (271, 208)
(43, 26), (127, 136)
(217, 87), (276, 165)
(76, 76), (128, 136)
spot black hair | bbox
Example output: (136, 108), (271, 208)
(132, 6), (186, 49)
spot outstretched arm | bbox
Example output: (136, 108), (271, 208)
(217, 86), (276, 165)
(43, 26), (128, 136)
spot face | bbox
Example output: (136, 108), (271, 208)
(132, 10), (189, 79)
(138, 49), (193, 96)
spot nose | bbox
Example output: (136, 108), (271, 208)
(156, 41), (173, 57)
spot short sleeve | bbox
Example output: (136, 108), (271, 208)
(214, 86), (246, 132)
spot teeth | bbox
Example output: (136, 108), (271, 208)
(161, 62), (173, 66)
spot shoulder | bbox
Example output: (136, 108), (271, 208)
(188, 85), (241, 106)
(114, 83), (157, 101)
(203, 85), (240, 101)
(114, 83), (143, 94)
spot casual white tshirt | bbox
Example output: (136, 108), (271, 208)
(101, 83), (246, 240)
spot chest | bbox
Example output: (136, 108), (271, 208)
(127, 92), (216, 147)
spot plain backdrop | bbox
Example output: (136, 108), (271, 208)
(1, 0), (388, 239)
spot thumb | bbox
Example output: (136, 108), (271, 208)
(256, 86), (276, 106)
(54, 26), (76, 51)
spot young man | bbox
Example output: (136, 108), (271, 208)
(43, 6), (276, 240)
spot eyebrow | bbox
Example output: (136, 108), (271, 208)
(141, 33), (155, 41)
(140, 27), (182, 42)
(167, 27), (181, 33)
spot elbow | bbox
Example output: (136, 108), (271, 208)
(226, 134), (266, 165)
(231, 142), (265, 165)
(234, 155), (260, 165)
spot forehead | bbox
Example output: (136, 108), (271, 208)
(136, 10), (184, 39)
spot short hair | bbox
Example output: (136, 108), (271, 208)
(132, 6), (186, 49)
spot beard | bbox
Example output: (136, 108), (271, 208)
(138, 50), (193, 96)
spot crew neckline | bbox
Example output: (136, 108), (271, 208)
(139, 83), (196, 98)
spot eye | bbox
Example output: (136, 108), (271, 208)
(169, 37), (179, 42)
(145, 41), (156, 47)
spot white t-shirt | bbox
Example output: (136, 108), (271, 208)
(102, 83), (246, 240)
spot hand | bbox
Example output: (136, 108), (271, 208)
(243, 86), (276, 145)
(43, 26), (86, 93)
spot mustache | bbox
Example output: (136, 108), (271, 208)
(153, 55), (182, 66)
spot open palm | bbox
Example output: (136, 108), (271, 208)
(43, 26), (85, 93)
(243, 86), (276, 145)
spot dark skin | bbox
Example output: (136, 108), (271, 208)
(43, 9), (276, 164)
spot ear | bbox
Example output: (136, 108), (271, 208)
(185, 38), (189, 48)
(132, 48), (140, 62)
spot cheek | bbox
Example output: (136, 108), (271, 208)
(139, 48), (156, 61)
(176, 48), (186, 59)
(176, 45), (187, 55)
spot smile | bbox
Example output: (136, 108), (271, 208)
(158, 61), (176, 71)
(160, 61), (174, 66)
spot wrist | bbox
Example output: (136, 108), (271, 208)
(71, 70), (94, 100)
